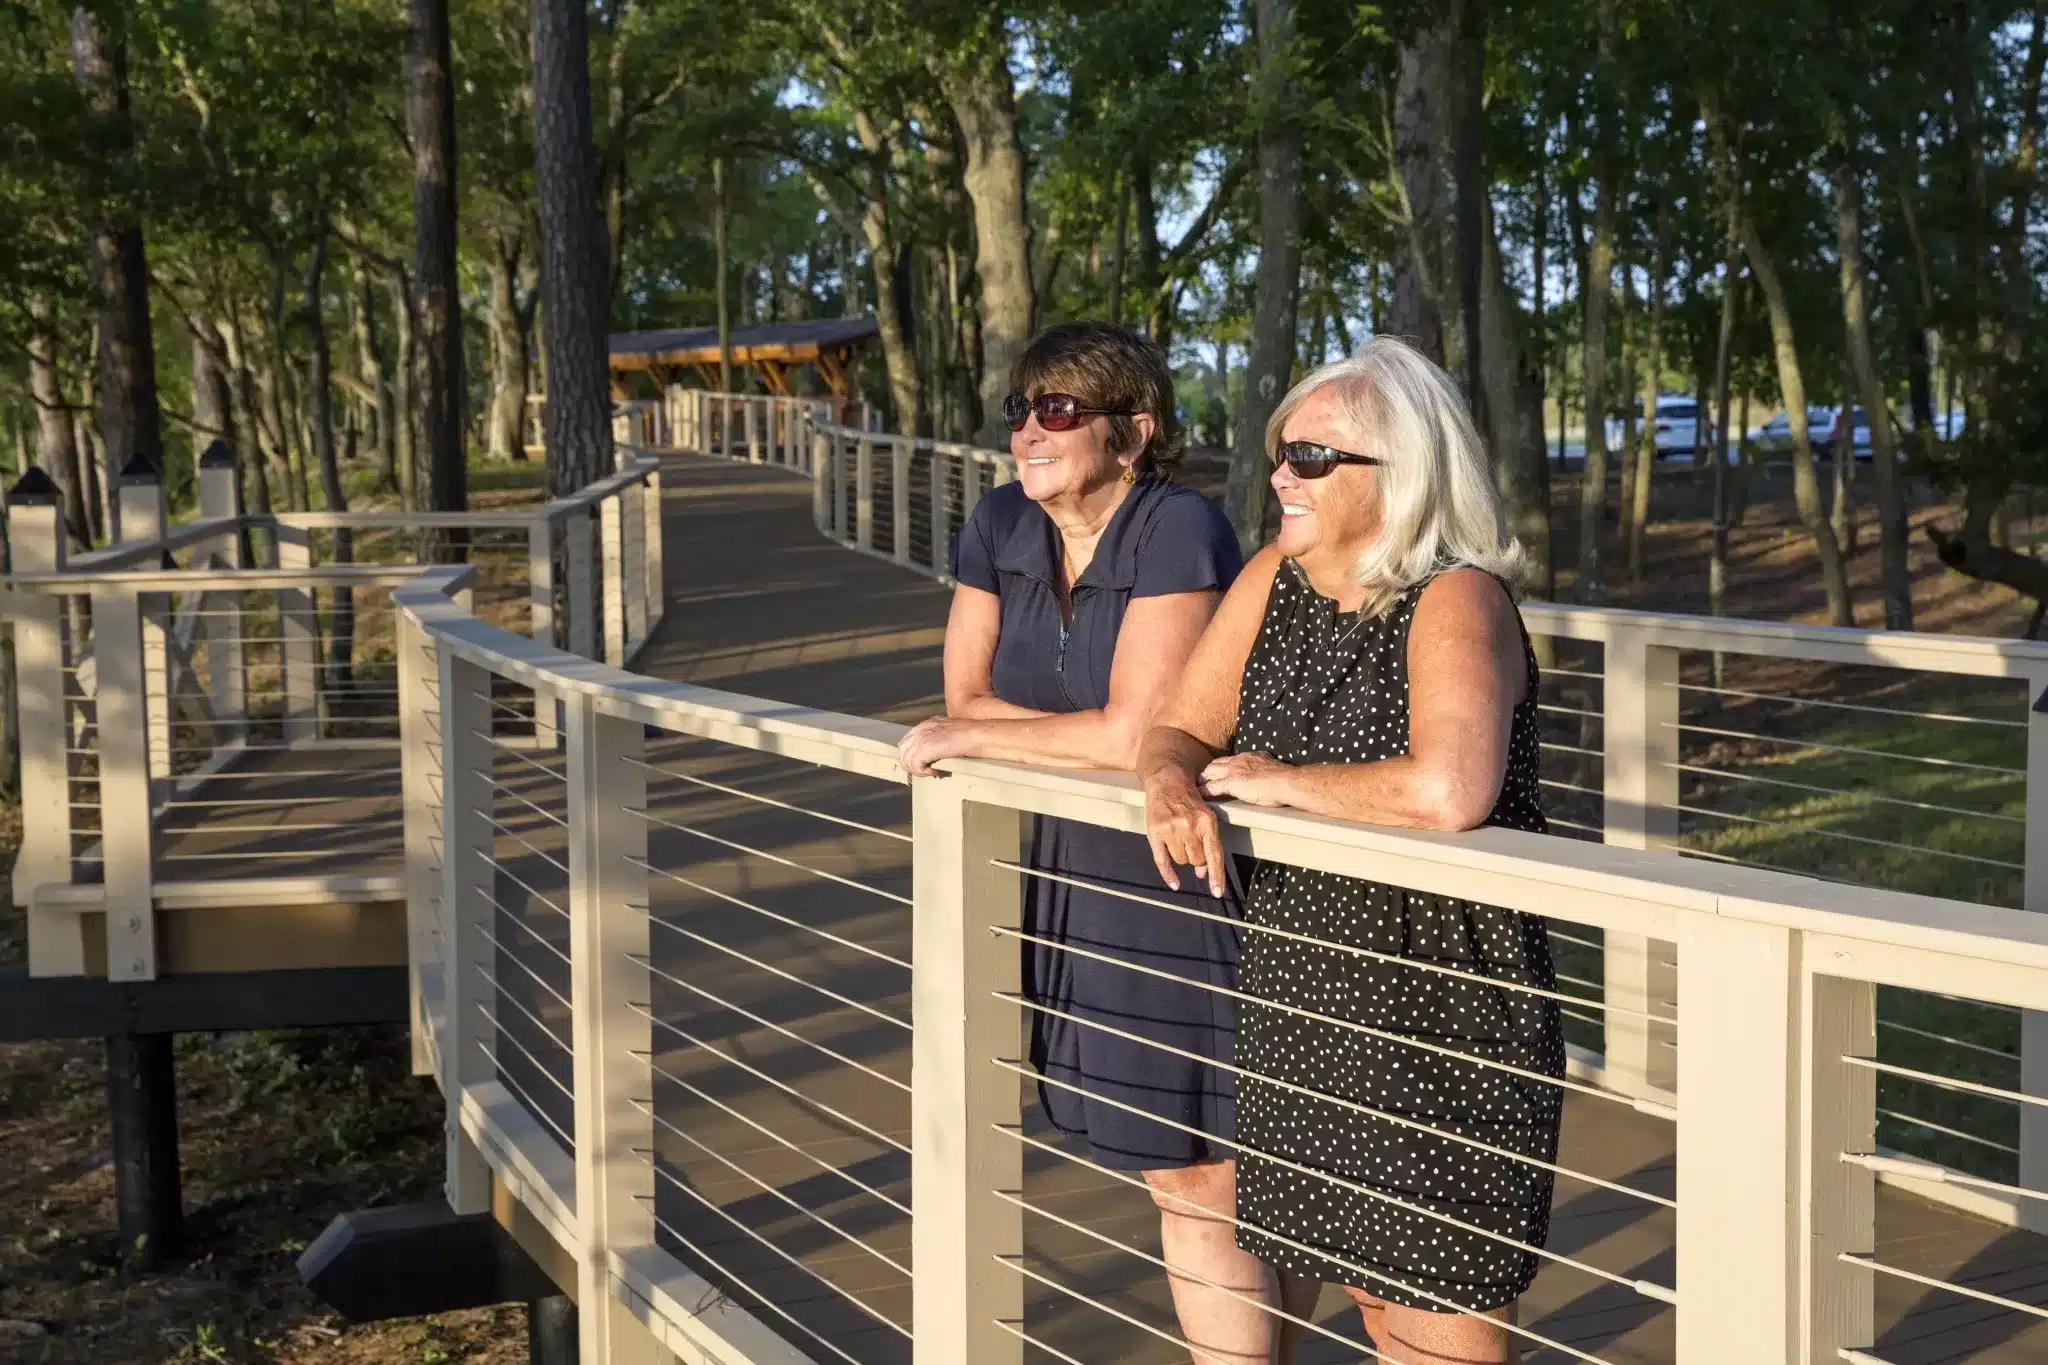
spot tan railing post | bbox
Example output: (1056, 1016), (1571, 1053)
(1799, 969), (1876, 1362)
(1601, 625), (1681, 1098)
(600, 488), (627, 665)
(961, 451), (984, 524)
(275, 523), (319, 745)
(438, 645), (496, 1212)
(892, 437), (912, 563)
(723, 392), (736, 457)
(2021, 661), (2048, 1234)
(95, 585), (158, 981)
(1675, 915), (1799, 1363)
(7, 471), (85, 975)
(929, 442), (949, 574)
(832, 432), (850, 542)
(746, 396), (763, 463)
(528, 516), (559, 747)
(641, 462), (664, 639)
(398, 609), (443, 1075)
(566, 507), (598, 660)
(197, 444), (246, 750)
(117, 456), (172, 801)
(621, 479), (648, 652)
(856, 433), (875, 551)
(810, 414), (830, 532)
(565, 691), (656, 1363)
(910, 779), (1024, 1365)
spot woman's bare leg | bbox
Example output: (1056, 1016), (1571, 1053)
(1342, 1289), (1517, 1365)
(1143, 1159), (1293, 1365)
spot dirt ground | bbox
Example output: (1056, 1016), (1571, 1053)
(2, 455), (2040, 1364)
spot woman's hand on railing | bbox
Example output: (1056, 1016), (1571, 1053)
(897, 716), (974, 777)
(1143, 767), (1228, 898)
(1198, 751), (1294, 808)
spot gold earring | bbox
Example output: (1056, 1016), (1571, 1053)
(1121, 464), (1137, 484)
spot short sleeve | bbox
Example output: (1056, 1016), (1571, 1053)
(950, 492), (1003, 593)
(1131, 492), (1244, 598)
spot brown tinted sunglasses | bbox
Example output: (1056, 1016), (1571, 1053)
(1003, 392), (1134, 432)
(1272, 439), (1383, 479)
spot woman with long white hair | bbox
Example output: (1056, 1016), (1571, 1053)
(1138, 336), (1563, 1364)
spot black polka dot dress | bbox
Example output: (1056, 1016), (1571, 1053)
(1231, 560), (1564, 1314)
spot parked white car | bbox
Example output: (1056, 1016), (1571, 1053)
(1604, 394), (1719, 458)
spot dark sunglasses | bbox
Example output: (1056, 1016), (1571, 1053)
(1272, 439), (1382, 479)
(1002, 392), (1133, 433)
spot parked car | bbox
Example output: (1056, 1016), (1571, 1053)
(1750, 407), (1836, 456)
(1604, 394), (1720, 458)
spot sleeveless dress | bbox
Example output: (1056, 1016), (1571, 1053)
(952, 475), (1247, 1170)
(1231, 560), (1564, 1313)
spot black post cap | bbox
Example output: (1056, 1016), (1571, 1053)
(8, 467), (61, 505)
(198, 439), (234, 469)
(119, 451), (162, 484)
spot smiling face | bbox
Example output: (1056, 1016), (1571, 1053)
(1011, 390), (1153, 507)
(1271, 384), (1383, 568)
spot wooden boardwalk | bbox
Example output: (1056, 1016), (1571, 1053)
(186, 453), (2048, 1363)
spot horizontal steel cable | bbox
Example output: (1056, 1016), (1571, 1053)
(628, 855), (910, 972)
(1547, 817), (1604, 837)
(992, 924), (1675, 1118)
(1841, 1151), (2048, 1206)
(478, 812), (570, 878)
(619, 756), (911, 843)
(1667, 721), (2023, 776)
(633, 955), (909, 1094)
(1672, 804), (2023, 870)
(1841, 1251), (2048, 1321)
(475, 1003), (574, 1101)
(642, 907), (910, 1032)
(637, 1093), (910, 1276)
(1876, 1018), (2017, 1065)
(999, 862), (1677, 1026)
(469, 728), (569, 783)
(1547, 929), (1604, 953)
(989, 1320), (1088, 1365)
(998, 1257), (1315, 1365)
(470, 884), (572, 968)
(161, 794), (363, 807)
(1537, 703), (1601, 720)
(1541, 666), (1604, 681)
(634, 1064), (908, 1215)
(1666, 760), (2025, 825)
(629, 1196), (866, 1365)
(998, 1057), (1678, 1303)
(629, 1003), (909, 1155)
(1845, 1055), (2047, 1108)
(478, 853), (569, 920)
(622, 806), (909, 906)
(1541, 741), (1604, 758)
(1539, 777), (1602, 797)
(1877, 1108), (2017, 1155)
(159, 820), (356, 834)
(998, 992), (1673, 1209)
(159, 848), (397, 862)
(474, 965), (572, 1055)
(471, 1013), (577, 1155)
(1669, 680), (2026, 728)
(478, 772), (569, 829)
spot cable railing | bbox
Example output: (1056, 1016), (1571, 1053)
(387, 553), (2048, 1364)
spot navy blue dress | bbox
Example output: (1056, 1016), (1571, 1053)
(953, 474), (1246, 1171)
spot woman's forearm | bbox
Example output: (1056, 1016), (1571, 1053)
(948, 710), (1143, 770)
(949, 692), (1053, 723)
(1265, 757), (1497, 832)
(1138, 725), (1222, 788)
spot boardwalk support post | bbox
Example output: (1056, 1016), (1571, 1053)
(1601, 626), (1680, 1098)
(107, 1031), (182, 1268)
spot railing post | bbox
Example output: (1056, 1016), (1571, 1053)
(2020, 660), (2048, 1234)
(8, 470), (85, 975)
(961, 452), (984, 524)
(600, 489), (626, 666)
(275, 523), (319, 745)
(620, 480), (648, 653)
(528, 516), (559, 747)
(1601, 626), (1681, 1098)
(911, 780), (1024, 1365)
(811, 415), (830, 532)
(746, 396), (763, 463)
(438, 646), (496, 1213)
(1799, 969), (1875, 1362)
(929, 444), (949, 574)
(640, 463), (664, 638)
(566, 507), (598, 660)
(832, 432), (850, 542)
(95, 586), (158, 982)
(197, 444), (246, 751)
(1675, 915), (1799, 1364)
(398, 610), (443, 1075)
(566, 693), (656, 1364)
(117, 456), (172, 804)
(856, 433), (875, 552)
(722, 392), (736, 458)
(892, 437), (912, 563)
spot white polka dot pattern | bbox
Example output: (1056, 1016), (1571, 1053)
(1231, 560), (1565, 1314)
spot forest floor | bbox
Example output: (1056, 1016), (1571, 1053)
(2, 450), (2042, 1362)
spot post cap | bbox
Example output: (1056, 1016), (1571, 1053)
(118, 451), (162, 484)
(8, 466), (61, 505)
(198, 439), (234, 469)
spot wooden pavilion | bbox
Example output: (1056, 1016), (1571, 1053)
(607, 316), (878, 398)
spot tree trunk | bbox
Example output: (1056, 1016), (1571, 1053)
(487, 229), (532, 463)
(713, 157), (733, 394)
(1710, 226), (1740, 671)
(1453, 0), (1486, 421)
(304, 233), (356, 686)
(1833, 152), (1911, 629)
(353, 266), (395, 491)
(1480, 198), (1554, 598)
(29, 297), (91, 550)
(220, 318), (276, 562)
(1576, 157), (1615, 603)
(390, 271), (418, 507)
(1628, 203), (1669, 580)
(190, 317), (245, 562)
(1222, 0), (1305, 554)
(1108, 166), (1130, 328)
(931, 35), (1035, 448)
(72, 10), (163, 534)
(410, 0), (467, 529)
(1389, 11), (1451, 362)
(1739, 210), (1853, 625)
(530, 0), (613, 497)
